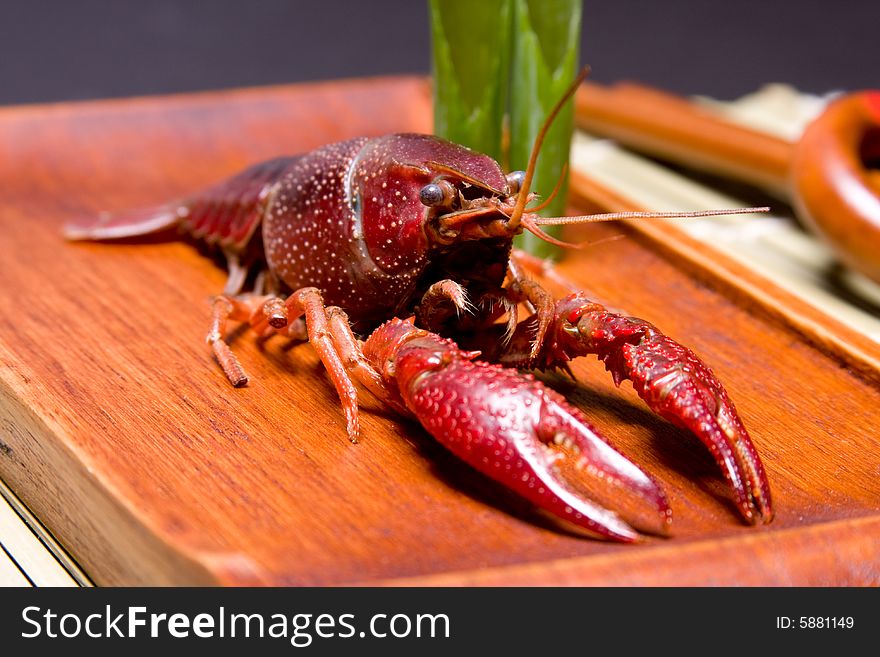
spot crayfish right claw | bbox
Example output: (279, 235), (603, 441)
(549, 295), (774, 525)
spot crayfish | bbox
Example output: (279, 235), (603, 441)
(65, 73), (773, 541)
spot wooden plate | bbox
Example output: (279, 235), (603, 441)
(1, 76), (878, 585)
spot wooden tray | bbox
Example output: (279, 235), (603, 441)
(1, 76), (878, 586)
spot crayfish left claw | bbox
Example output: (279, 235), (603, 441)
(533, 394), (673, 538)
(363, 318), (673, 541)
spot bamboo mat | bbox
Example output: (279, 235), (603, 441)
(571, 84), (880, 343)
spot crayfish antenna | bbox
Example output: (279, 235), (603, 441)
(523, 163), (569, 214)
(500, 64), (767, 245)
(506, 67), (592, 232)
(532, 206), (771, 226)
(515, 206), (771, 251)
(520, 215), (586, 249)
(516, 206), (771, 250)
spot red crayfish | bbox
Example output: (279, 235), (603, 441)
(65, 74), (773, 542)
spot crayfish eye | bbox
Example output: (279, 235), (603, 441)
(506, 170), (526, 195)
(419, 183), (446, 207)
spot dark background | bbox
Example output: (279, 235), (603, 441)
(0, 0), (876, 106)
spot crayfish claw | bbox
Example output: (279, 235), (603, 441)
(547, 295), (774, 525)
(534, 396), (673, 538)
(610, 331), (773, 525)
(661, 369), (774, 525)
(364, 319), (672, 541)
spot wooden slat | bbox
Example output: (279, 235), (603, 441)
(567, 167), (880, 384)
(575, 81), (793, 196)
(0, 76), (878, 586)
(0, 547), (31, 587)
(0, 478), (88, 586)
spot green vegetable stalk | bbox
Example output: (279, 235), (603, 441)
(429, 0), (511, 163)
(509, 0), (581, 257)
(430, 0), (582, 259)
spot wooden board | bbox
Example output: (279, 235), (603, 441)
(0, 76), (878, 586)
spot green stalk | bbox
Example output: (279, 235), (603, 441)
(509, 0), (582, 258)
(429, 0), (512, 162)
(429, 0), (581, 258)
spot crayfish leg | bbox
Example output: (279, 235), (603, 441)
(207, 295), (256, 387)
(325, 307), (410, 418)
(207, 292), (294, 385)
(207, 289), (387, 444)
(506, 261), (556, 363)
(281, 288), (362, 443)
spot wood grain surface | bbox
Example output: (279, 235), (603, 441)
(0, 76), (878, 586)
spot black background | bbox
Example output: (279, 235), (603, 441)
(1, 0), (877, 106)
(3, 587), (875, 653)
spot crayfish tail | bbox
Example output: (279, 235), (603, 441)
(63, 204), (183, 241)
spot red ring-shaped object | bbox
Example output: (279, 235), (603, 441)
(790, 91), (880, 283)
